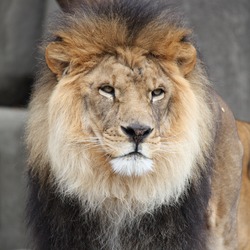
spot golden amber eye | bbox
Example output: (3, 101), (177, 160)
(152, 89), (164, 97)
(100, 85), (114, 94)
(151, 88), (165, 102)
(99, 85), (115, 99)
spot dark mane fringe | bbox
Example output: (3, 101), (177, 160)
(47, 0), (188, 45)
(76, 0), (182, 33)
(26, 161), (212, 250)
(41, 0), (195, 79)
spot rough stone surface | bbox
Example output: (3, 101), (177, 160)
(0, 0), (47, 106)
(181, 0), (250, 121)
(0, 108), (28, 250)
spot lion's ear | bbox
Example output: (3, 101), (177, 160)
(45, 42), (70, 77)
(175, 41), (197, 76)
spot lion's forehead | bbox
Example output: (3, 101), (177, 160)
(86, 55), (164, 90)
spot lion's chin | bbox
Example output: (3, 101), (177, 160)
(110, 153), (153, 176)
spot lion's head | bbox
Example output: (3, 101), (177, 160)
(27, 1), (213, 213)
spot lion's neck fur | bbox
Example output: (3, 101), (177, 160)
(27, 159), (212, 250)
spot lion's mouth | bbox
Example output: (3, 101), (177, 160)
(122, 152), (145, 158)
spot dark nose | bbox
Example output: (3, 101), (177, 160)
(121, 124), (153, 144)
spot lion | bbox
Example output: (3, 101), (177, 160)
(26, 0), (250, 249)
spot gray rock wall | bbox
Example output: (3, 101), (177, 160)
(0, 0), (249, 249)
(0, 0), (47, 106)
(182, 0), (250, 121)
(0, 108), (27, 250)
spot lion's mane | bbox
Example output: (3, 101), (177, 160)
(25, 1), (242, 249)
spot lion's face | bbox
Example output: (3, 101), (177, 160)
(79, 54), (173, 176)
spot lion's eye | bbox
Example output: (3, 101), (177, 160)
(151, 88), (165, 102)
(99, 85), (115, 99)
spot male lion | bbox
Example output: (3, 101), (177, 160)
(26, 0), (250, 249)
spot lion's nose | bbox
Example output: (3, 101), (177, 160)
(121, 124), (153, 144)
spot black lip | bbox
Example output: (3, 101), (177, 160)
(112, 152), (149, 160)
(119, 152), (148, 159)
(127, 152), (143, 156)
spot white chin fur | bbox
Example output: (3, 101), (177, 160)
(110, 154), (153, 176)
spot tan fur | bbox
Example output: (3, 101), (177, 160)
(26, 5), (249, 249)
(237, 121), (250, 250)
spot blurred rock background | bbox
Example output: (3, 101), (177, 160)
(0, 0), (249, 249)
